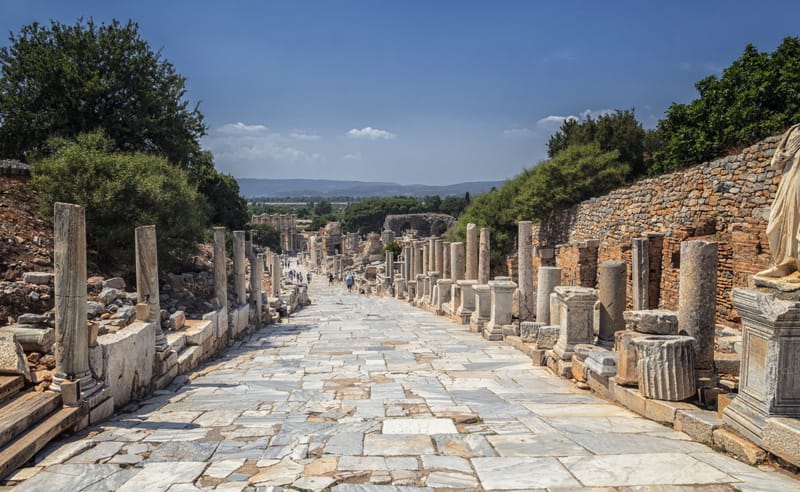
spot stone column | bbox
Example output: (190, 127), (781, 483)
(271, 253), (281, 297)
(598, 260), (627, 345)
(484, 277), (517, 340)
(450, 242), (465, 282)
(423, 241), (431, 273)
(552, 286), (598, 360)
(406, 280), (417, 303)
(634, 335), (696, 401)
(632, 238), (649, 310)
(51, 203), (100, 396)
(678, 240), (717, 378)
(517, 221), (534, 322)
(386, 251), (395, 278)
(213, 227), (227, 310)
(428, 271), (440, 306)
(394, 274), (405, 299)
(434, 239), (443, 275)
(246, 229), (255, 260)
(478, 228), (491, 284)
(442, 241), (451, 279)
(549, 292), (561, 326)
(415, 242), (424, 278)
(536, 267), (561, 325)
(233, 231), (247, 306)
(416, 274), (426, 302)
(252, 253), (265, 324)
(135, 225), (167, 351)
(466, 223), (478, 280)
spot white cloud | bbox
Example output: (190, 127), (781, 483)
(218, 122), (270, 134)
(346, 126), (396, 140)
(535, 109), (613, 127)
(288, 129), (321, 141)
(202, 122), (322, 177)
(502, 127), (534, 138)
(343, 152), (362, 160)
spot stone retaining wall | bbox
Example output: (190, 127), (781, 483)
(532, 135), (780, 324)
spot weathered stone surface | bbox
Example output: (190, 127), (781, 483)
(598, 260), (626, 344)
(0, 325), (54, 352)
(713, 427), (767, 465)
(552, 286), (597, 360)
(517, 221), (535, 322)
(465, 223), (478, 280)
(585, 349), (617, 377)
(0, 332), (31, 380)
(169, 310), (186, 330)
(725, 288), (800, 444)
(763, 417), (800, 467)
(678, 240), (717, 375)
(520, 321), (543, 342)
(450, 242), (465, 282)
(94, 321), (155, 409)
(97, 287), (119, 304)
(614, 330), (645, 386)
(623, 309), (679, 335)
(536, 267), (561, 325)
(104, 277), (126, 290)
(484, 278), (516, 340)
(233, 230), (247, 306)
(213, 227), (227, 309)
(631, 238), (649, 310)
(22, 272), (53, 285)
(478, 228), (490, 285)
(536, 325), (559, 349)
(634, 335), (696, 401)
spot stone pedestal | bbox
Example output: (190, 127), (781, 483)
(394, 274), (405, 299)
(598, 260), (627, 345)
(678, 240), (717, 378)
(233, 231), (247, 306)
(614, 330), (645, 386)
(549, 292), (561, 327)
(624, 309), (679, 335)
(406, 281), (417, 302)
(632, 238), (649, 310)
(552, 286), (598, 360)
(724, 288), (800, 444)
(484, 278), (517, 340)
(456, 280), (478, 324)
(470, 284), (491, 333)
(536, 267), (561, 325)
(517, 221), (535, 322)
(51, 203), (101, 397)
(213, 227), (228, 309)
(437, 279), (452, 315)
(135, 225), (167, 352)
(634, 335), (696, 401)
(416, 274), (426, 303)
(450, 283), (461, 316)
(478, 228), (491, 285)
(466, 224), (478, 280)
(450, 242), (465, 282)
(428, 272), (440, 306)
(520, 321), (545, 342)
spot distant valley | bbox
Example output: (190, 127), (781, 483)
(237, 178), (504, 199)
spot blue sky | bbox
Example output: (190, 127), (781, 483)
(2, 1), (800, 184)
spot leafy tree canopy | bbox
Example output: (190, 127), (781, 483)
(654, 37), (800, 173)
(0, 19), (205, 166)
(33, 132), (206, 268)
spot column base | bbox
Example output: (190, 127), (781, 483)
(483, 321), (504, 341)
(51, 369), (103, 400)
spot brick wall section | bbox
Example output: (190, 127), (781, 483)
(529, 135), (781, 325)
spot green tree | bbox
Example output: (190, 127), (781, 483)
(547, 109), (648, 178)
(313, 200), (333, 216)
(341, 196), (426, 235)
(0, 19), (204, 166)
(440, 195), (468, 217)
(33, 132), (206, 268)
(382, 240), (402, 259)
(190, 151), (248, 230)
(250, 223), (282, 254)
(654, 37), (800, 173)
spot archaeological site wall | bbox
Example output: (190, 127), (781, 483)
(531, 135), (781, 325)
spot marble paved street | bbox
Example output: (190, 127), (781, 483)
(9, 279), (800, 491)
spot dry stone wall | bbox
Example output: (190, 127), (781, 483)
(532, 135), (780, 324)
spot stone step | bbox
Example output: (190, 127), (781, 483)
(0, 390), (61, 449)
(183, 319), (213, 346)
(0, 376), (24, 405)
(0, 404), (85, 480)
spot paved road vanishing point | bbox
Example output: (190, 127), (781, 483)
(8, 278), (800, 491)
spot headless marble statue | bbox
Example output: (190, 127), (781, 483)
(755, 123), (800, 290)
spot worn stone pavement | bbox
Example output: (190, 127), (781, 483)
(8, 276), (800, 491)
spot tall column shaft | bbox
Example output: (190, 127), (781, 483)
(478, 228), (491, 284)
(442, 241), (451, 279)
(632, 238), (649, 310)
(428, 238), (436, 272)
(517, 221), (534, 322)
(252, 253), (265, 324)
(213, 227), (228, 310)
(537, 267), (561, 325)
(451, 242), (465, 282)
(233, 231), (247, 306)
(678, 240), (717, 375)
(271, 253), (282, 297)
(434, 239), (443, 274)
(466, 223), (478, 280)
(135, 225), (167, 351)
(598, 260), (627, 343)
(52, 203), (98, 395)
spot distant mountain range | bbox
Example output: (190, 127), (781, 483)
(237, 178), (505, 199)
